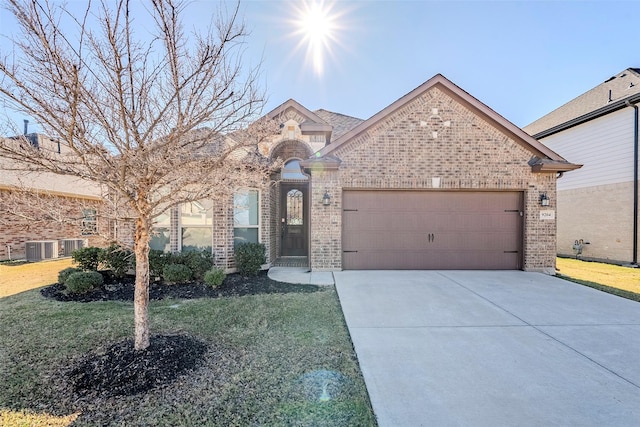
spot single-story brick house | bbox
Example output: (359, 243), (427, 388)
(524, 68), (639, 266)
(162, 74), (579, 274)
(2, 74), (580, 273)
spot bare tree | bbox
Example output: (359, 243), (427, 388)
(0, 0), (278, 350)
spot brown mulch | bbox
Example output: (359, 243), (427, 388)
(40, 270), (320, 302)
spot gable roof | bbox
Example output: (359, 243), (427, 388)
(265, 99), (332, 134)
(319, 74), (578, 171)
(313, 109), (363, 140)
(524, 68), (640, 138)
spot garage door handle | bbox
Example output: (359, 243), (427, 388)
(343, 250), (358, 253)
(428, 233), (435, 242)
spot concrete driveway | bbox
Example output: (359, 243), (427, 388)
(334, 270), (640, 427)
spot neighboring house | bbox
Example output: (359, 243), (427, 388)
(159, 74), (579, 274)
(524, 68), (639, 266)
(0, 129), (107, 261)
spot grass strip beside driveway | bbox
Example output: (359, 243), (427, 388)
(556, 257), (640, 302)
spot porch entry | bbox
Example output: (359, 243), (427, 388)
(280, 182), (309, 256)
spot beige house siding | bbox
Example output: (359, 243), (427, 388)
(308, 86), (559, 273)
(556, 182), (636, 262)
(538, 107), (637, 264)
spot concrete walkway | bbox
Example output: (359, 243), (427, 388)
(334, 270), (640, 427)
(267, 266), (335, 286)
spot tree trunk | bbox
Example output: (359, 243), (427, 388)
(133, 217), (151, 350)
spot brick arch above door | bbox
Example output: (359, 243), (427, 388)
(269, 139), (313, 163)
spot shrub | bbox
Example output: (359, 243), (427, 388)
(72, 246), (104, 271)
(100, 244), (133, 278)
(234, 242), (266, 276)
(204, 268), (226, 288)
(65, 271), (104, 294)
(175, 250), (213, 280)
(163, 264), (192, 284)
(149, 250), (171, 278)
(58, 267), (82, 284)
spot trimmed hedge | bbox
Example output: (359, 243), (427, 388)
(163, 264), (192, 284)
(234, 243), (266, 276)
(72, 247), (103, 271)
(65, 271), (104, 294)
(58, 267), (82, 285)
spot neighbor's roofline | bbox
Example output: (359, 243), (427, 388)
(319, 74), (568, 162)
(531, 93), (640, 139)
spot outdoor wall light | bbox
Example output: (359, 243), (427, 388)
(540, 192), (550, 207)
(322, 191), (331, 206)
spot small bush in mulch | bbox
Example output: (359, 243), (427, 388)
(40, 270), (320, 302)
(204, 267), (226, 288)
(64, 335), (208, 398)
(64, 271), (104, 294)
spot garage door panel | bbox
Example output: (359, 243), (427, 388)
(342, 191), (523, 270)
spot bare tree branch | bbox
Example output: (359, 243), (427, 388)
(0, 0), (278, 350)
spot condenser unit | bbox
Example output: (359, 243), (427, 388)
(60, 239), (85, 256)
(25, 240), (59, 261)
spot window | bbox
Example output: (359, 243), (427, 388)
(150, 210), (171, 252)
(180, 200), (214, 252)
(286, 189), (304, 225)
(81, 208), (97, 235)
(234, 189), (259, 247)
(281, 159), (308, 180)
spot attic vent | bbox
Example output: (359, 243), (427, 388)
(620, 73), (627, 77)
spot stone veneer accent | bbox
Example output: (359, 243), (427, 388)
(308, 87), (558, 273)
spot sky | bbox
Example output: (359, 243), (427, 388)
(1, 0), (638, 132)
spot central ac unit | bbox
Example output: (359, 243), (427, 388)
(25, 240), (59, 261)
(60, 239), (85, 256)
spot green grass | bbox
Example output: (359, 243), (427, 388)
(0, 288), (376, 426)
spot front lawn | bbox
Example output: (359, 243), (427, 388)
(0, 258), (74, 297)
(556, 257), (640, 302)
(0, 281), (376, 425)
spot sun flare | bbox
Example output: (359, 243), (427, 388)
(294, 1), (341, 76)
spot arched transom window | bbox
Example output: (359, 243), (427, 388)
(281, 159), (308, 180)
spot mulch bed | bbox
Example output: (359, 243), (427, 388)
(41, 271), (321, 399)
(65, 335), (209, 399)
(40, 270), (320, 302)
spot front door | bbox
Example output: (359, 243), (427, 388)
(281, 183), (309, 256)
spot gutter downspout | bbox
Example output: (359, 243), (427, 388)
(627, 100), (639, 266)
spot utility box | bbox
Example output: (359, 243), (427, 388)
(60, 239), (85, 257)
(25, 240), (59, 261)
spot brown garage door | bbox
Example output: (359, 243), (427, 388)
(342, 191), (523, 270)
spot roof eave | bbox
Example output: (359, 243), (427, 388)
(320, 74), (568, 162)
(530, 162), (583, 173)
(532, 93), (640, 139)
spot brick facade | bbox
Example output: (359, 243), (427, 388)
(0, 189), (107, 260)
(307, 85), (560, 273)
